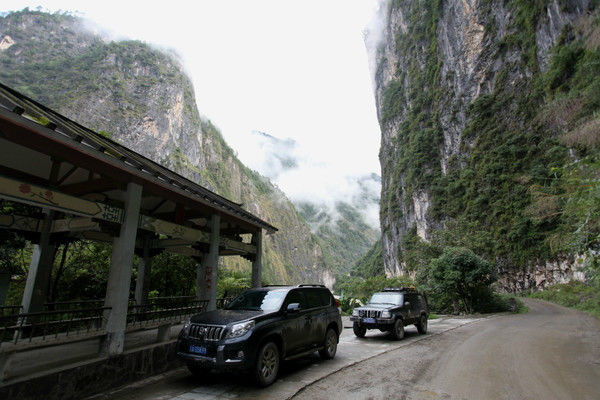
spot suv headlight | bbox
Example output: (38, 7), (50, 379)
(352, 309), (359, 316)
(381, 311), (391, 318)
(226, 320), (255, 339)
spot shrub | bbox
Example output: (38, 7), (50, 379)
(425, 247), (495, 313)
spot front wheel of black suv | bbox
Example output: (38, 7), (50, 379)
(353, 322), (366, 338)
(254, 341), (280, 387)
(391, 318), (405, 340)
(416, 314), (428, 334)
(319, 328), (338, 359)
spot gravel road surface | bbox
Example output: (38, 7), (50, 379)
(293, 298), (600, 400)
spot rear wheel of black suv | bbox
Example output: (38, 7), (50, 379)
(319, 328), (338, 359)
(416, 314), (428, 334)
(391, 318), (405, 340)
(254, 341), (280, 387)
(353, 322), (366, 338)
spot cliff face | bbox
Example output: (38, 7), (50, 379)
(372, 0), (598, 290)
(0, 10), (331, 285)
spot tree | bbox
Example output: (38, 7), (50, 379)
(428, 247), (494, 314)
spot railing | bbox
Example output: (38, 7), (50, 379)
(0, 296), (235, 344)
(217, 297), (233, 309)
(127, 299), (208, 326)
(44, 299), (104, 311)
(1, 305), (23, 317)
(0, 306), (111, 345)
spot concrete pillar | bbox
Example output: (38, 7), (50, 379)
(0, 272), (10, 307)
(194, 254), (206, 301)
(20, 210), (56, 313)
(203, 214), (220, 311)
(100, 182), (142, 356)
(251, 229), (263, 288)
(134, 236), (152, 306)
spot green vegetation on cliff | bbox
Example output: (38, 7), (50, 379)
(378, 0), (600, 287)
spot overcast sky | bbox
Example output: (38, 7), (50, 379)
(3, 0), (383, 225)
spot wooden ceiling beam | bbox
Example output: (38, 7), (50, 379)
(0, 164), (49, 187)
(59, 178), (119, 195)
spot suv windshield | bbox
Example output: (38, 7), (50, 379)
(225, 289), (287, 311)
(369, 292), (403, 306)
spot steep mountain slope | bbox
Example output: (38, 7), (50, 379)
(371, 0), (599, 290)
(297, 199), (379, 277)
(0, 9), (334, 285)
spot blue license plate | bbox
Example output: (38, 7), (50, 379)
(189, 345), (206, 355)
(363, 317), (376, 324)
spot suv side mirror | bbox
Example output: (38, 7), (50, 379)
(404, 301), (410, 307)
(286, 303), (301, 313)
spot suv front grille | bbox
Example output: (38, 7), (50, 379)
(189, 324), (225, 341)
(359, 309), (382, 318)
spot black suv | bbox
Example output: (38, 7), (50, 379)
(350, 287), (428, 340)
(176, 285), (342, 386)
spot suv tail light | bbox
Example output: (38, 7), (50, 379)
(335, 298), (341, 313)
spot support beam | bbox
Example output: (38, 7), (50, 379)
(100, 182), (142, 356)
(202, 214), (220, 311)
(0, 272), (10, 307)
(194, 255), (206, 301)
(20, 210), (56, 313)
(134, 236), (152, 306)
(251, 229), (263, 288)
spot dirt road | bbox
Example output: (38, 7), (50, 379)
(293, 299), (600, 400)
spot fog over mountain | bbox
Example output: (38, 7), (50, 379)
(243, 130), (381, 230)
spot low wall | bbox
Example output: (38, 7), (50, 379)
(0, 341), (183, 400)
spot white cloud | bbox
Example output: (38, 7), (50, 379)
(3, 0), (384, 227)
(244, 131), (380, 229)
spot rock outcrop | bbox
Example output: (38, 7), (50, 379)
(370, 0), (596, 289)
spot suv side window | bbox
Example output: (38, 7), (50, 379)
(415, 295), (423, 308)
(318, 289), (332, 307)
(283, 289), (306, 310)
(304, 289), (322, 309)
(405, 293), (416, 307)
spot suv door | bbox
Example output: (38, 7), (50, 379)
(281, 289), (311, 354)
(303, 288), (330, 346)
(404, 293), (417, 323)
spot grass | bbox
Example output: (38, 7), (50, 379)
(526, 281), (600, 319)
(428, 313), (439, 319)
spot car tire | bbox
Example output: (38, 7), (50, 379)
(254, 341), (280, 387)
(319, 328), (338, 360)
(391, 318), (405, 340)
(186, 362), (210, 379)
(416, 314), (428, 334)
(353, 322), (366, 338)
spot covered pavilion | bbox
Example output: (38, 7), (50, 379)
(0, 82), (277, 358)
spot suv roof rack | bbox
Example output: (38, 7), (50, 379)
(263, 284), (292, 287)
(383, 287), (417, 292)
(297, 284), (326, 288)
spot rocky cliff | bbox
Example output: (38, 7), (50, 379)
(0, 10), (333, 285)
(371, 0), (599, 290)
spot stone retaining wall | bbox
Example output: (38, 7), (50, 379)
(0, 341), (182, 400)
